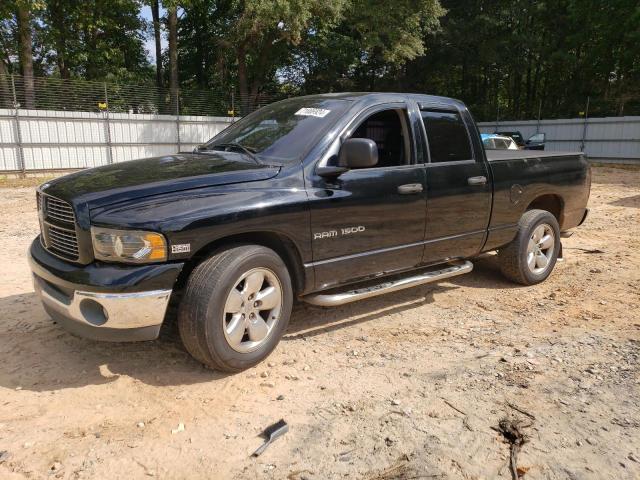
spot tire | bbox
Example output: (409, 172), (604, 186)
(178, 244), (293, 372)
(498, 209), (561, 285)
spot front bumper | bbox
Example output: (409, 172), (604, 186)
(29, 238), (184, 342)
(33, 275), (171, 341)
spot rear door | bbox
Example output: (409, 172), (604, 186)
(419, 107), (492, 263)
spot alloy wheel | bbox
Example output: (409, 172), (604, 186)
(222, 267), (283, 353)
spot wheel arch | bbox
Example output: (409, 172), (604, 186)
(525, 194), (564, 227)
(175, 231), (306, 296)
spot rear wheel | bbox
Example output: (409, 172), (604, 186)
(178, 245), (293, 372)
(498, 209), (561, 285)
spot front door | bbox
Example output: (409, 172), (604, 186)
(419, 108), (492, 263)
(308, 105), (427, 291)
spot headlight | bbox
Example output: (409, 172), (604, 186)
(91, 227), (167, 263)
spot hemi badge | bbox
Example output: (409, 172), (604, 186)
(171, 244), (191, 254)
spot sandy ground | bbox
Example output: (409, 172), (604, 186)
(0, 165), (638, 480)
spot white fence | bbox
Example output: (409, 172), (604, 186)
(1, 108), (638, 172)
(0, 108), (236, 172)
(477, 116), (640, 162)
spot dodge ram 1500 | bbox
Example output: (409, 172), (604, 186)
(29, 93), (591, 371)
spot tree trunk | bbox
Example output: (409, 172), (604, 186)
(0, 52), (9, 108)
(16, 4), (35, 108)
(49, 0), (70, 79)
(168, 5), (179, 113)
(237, 44), (249, 115)
(0, 57), (7, 77)
(151, 0), (163, 88)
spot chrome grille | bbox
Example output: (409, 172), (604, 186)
(36, 192), (83, 262)
(47, 225), (80, 260)
(45, 196), (75, 224)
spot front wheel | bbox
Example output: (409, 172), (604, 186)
(498, 209), (561, 285)
(178, 245), (293, 372)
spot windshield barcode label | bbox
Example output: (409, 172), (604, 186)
(295, 108), (330, 118)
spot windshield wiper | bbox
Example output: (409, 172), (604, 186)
(203, 142), (262, 165)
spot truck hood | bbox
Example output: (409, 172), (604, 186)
(41, 152), (281, 209)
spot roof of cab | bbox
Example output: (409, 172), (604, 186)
(286, 92), (467, 111)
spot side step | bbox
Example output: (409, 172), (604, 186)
(302, 260), (473, 307)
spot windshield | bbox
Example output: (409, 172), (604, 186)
(202, 97), (352, 164)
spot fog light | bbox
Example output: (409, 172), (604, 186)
(79, 299), (109, 326)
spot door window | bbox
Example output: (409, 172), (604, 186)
(347, 109), (411, 168)
(421, 110), (473, 163)
(528, 133), (546, 143)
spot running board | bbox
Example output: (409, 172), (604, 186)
(302, 260), (473, 307)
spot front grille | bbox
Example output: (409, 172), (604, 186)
(45, 196), (75, 224)
(47, 225), (80, 260)
(36, 193), (82, 262)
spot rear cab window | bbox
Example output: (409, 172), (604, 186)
(420, 110), (473, 163)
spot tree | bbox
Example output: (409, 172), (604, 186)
(285, 0), (444, 93)
(150, 0), (163, 88)
(16, 1), (35, 107)
(38, 0), (150, 83)
(219, 0), (348, 113)
(395, 0), (640, 120)
(167, 3), (178, 111)
(43, 0), (71, 79)
(1, 0), (638, 118)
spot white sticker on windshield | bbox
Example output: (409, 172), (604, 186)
(295, 107), (331, 118)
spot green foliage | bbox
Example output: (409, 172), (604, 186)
(282, 0), (444, 92)
(8, 0), (152, 82)
(393, 0), (640, 119)
(1, 0), (638, 119)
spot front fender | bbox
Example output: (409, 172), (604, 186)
(90, 183), (312, 265)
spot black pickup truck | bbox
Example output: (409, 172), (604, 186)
(29, 93), (591, 371)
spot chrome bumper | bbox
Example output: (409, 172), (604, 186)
(33, 274), (171, 339)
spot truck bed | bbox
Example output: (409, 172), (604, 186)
(483, 148), (590, 252)
(485, 149), (584, 161)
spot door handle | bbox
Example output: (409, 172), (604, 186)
(467, 176), (487, 186)
(397, 183), (424, 194)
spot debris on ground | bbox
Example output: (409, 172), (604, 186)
(495, 418), (531, 480)
(252, 419), (289, 457)
(171, 422), (185, 434)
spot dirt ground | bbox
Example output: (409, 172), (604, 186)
(0, 165), (638, 480)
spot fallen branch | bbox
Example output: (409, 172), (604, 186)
(494, 418), (530, 480)
(441, 398), (467, 416)
(506, 402), (536, 421)
(462, 417), (474, 432)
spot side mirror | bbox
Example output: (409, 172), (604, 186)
(339, 138), (378, 169)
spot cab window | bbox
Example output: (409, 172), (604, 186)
(347, 108), (412, 168)
(421, 110), (473, 163)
